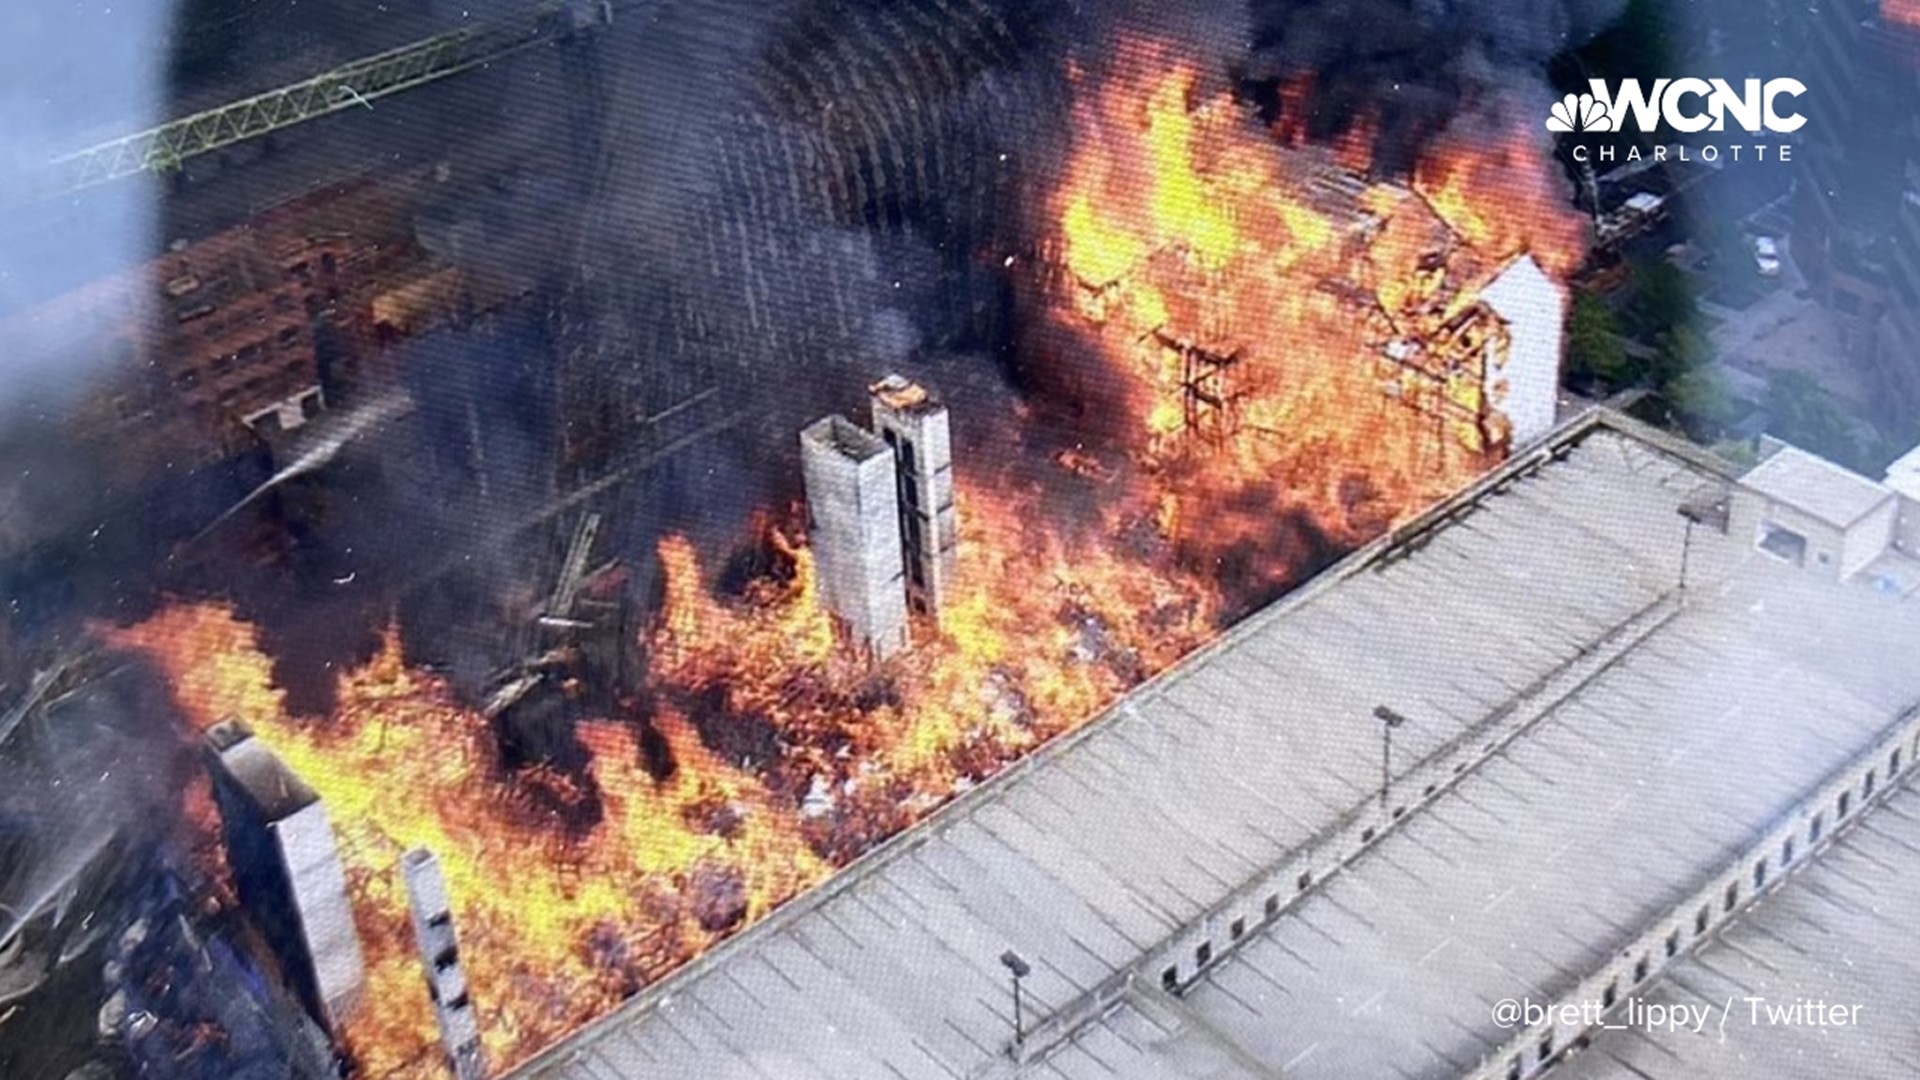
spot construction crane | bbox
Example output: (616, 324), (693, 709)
(49, 0), (612, 193)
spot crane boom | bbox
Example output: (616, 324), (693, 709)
(51, 0), (609, 192)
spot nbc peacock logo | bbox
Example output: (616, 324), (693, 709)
(1546, 92), (1614, 133)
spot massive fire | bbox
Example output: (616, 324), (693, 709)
(1044, 48), (1581, 539)
(103, 604), (831, 1075)
(103, 43), (1585, 1077)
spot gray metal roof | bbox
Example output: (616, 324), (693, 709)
(507, 414), (1920, 1080)
(1557, 780), (1920, 1080)
(1742, 445), (1894, 528)
(1048, 558), (1920, 1078)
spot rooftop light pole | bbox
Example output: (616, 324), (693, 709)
(1677, 504), (1702, 602)
(1675, 486), (1730, 604)
(1000, 949), (1032, 1048)
(1373, 705), (1408, 811)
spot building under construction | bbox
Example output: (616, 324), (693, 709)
(402, 849), (487, 1080)
(868, 375), (960, 618)
(0, 5), (1721, 1080)
(1029, 135), (1568, 470)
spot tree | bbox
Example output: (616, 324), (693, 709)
(1710, 438), (1760, 471)
(1647, 322), (1709, 391)
(1690, 214), (1747, 274)
(1565, 293), (1631, 388)
(1666, 364), (1735, 433)
(1764, 370), (1863, 469)
(1627, 259), (1697, 341)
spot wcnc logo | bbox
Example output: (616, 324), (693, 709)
(1548, 78), (1806, 165)
(1547, 78), (1807, 134)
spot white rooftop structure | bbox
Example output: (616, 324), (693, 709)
(1623, 191), (1664, 214)
(1738, 443), (1908, 583)
(1744, 444), (1894, 529)
(800, 414), (911, 659)
(1476, 254), (1564, 449)
(506, 411), (1920, 1080)
(1885, 441), (1920, 502)
(1045, 562), (1919, 1079)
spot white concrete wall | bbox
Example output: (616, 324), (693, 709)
(801, 416), (910, 659)
(1893, 496), (1920, 557)
(870, 392), (959, 615)
(1478, 255), (1565, 449)
(275, 802), (367, 1031)
(403, 848), (486, 1080)
(1730, 492), (1845, 578)
(1841, 495), (1899, 579)
(1468, 703), (1920, 1080)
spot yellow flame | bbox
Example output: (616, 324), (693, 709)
(1145, 73), (1238, 267)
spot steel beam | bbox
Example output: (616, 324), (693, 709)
(50, 0), (606, 192)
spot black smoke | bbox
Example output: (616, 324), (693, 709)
(13, 0), (1636, 761)
(1244, 0), (1628, 171)
(0, 661), (213, 1080)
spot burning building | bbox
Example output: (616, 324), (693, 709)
(1033, 61), (1574, 477)
(203, 719), (366, 1037)
(81, 10), (1594, 1079)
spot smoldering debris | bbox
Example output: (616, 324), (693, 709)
(0, 658), (312, 1079)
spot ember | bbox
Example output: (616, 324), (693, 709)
(103, 35), (1584, 1078)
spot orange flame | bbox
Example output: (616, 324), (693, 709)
(1330, 108), (1378, 175)
(1413, 118), (1589, 279)
(102, 605), (827, 1076)
(1271, 72), (1316, 147)
(101, 34), (1585, 1079)
(1047, 46), (1579, 542)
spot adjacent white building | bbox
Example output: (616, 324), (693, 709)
(1883, 441), (1920, 558)
(1477, 254), (1565, 450)
(1737, 442), (1910, 587)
